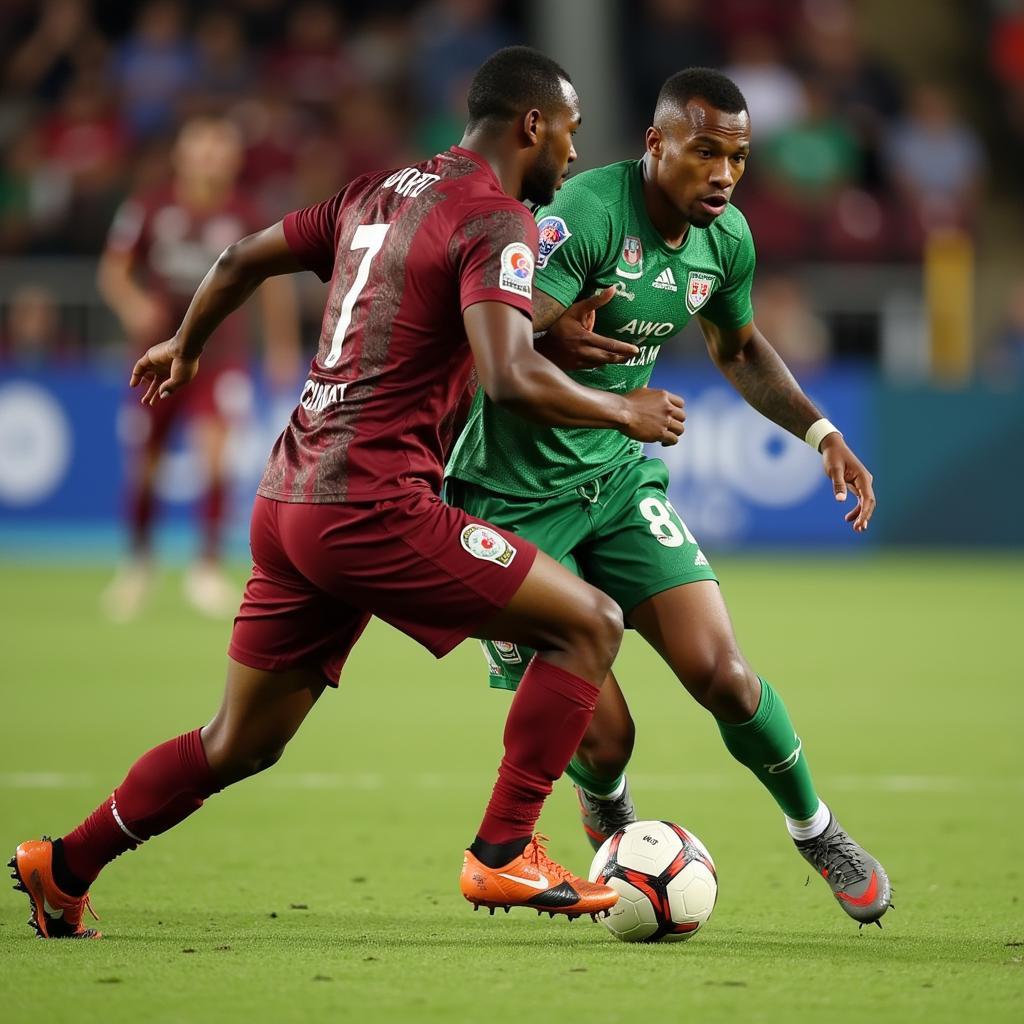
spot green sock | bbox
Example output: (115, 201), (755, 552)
(566, 755), (624, 798)
(716, 678), (819, 820)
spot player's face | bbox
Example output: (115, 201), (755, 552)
(648, 99), (751, 228)
(174, 120), (244, 188)
(522, 80), (580, 207)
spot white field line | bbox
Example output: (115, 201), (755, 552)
(1, 771), (1021, 794)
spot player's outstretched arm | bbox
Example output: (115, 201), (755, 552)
(533, 287), (640, 371)
(465, 300), (684, 445)
(97, 249), (168, 344)
(700, 317), (876, 531)
(130, 223), (305, 405)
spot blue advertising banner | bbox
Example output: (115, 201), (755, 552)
(0, 365), (877, 550)
(0, 368), (291, 538)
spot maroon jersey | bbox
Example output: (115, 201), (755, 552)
(258, 146), (538, 504)
(106, 186), (261, 362)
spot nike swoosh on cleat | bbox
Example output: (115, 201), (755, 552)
(43, 897), (64, 920)
(836, 870), (880, 907)
(498, 872), (550, 890)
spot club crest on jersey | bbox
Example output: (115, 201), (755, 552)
(536, 215), (571, 268)
(493, 640), (523, 665)
(461, 524), (517, 567)
(685, 271), (717, 313)
(616, 236), (644, 280)
(499, 242), (534, 298)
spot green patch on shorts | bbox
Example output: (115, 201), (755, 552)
(446, 458), (717, 691)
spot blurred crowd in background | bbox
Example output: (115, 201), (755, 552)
(0, 0), (1021, 377)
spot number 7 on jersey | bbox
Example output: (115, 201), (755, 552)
(325, 223), (391, 368)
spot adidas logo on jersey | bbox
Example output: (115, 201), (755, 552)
(651, 268), (677, 292)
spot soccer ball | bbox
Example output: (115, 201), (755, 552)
(588, 820), (717, 942)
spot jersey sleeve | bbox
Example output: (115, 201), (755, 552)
(282, 190), (345, 283)
(532, 179), (613, 309)
(450, 203), (538, 318)
(701, 214), (756, 329)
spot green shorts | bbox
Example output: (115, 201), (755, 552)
(444, 457), (717, 691)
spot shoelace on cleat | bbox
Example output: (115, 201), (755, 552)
(522, 834), (574, 885)
(805, 831), (868, 888)
(82, 894), (100, 922)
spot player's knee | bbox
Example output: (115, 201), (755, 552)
(221, 745), (285, 785)
(202, 728), (288, 786)
(582, 592), (624, 667)
(689, 654), (758, 722)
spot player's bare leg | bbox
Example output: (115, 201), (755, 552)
(628, 580), (891, 925)
(459, 551), (621, 919)
(572, 672), (638, 850)
(198, 660), (327, 785)
(101, 446), (160, 622)
(183, 415), (236, 618)
(11, 660), (326, 938)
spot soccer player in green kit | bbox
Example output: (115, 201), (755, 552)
(446, 69), (892, 926)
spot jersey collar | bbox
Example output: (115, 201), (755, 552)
(449, 146), (503, 190)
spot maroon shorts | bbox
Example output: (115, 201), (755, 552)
(229, 490), (538, 683)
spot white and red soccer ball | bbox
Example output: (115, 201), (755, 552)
(589, 820), (718, 943)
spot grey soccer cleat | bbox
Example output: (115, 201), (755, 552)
(575, 778), (637, 852)
(795, 814), (893, 926)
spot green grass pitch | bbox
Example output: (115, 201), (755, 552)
(1, 554), (1022, 1023)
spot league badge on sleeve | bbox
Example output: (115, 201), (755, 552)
(685, 271), (717, 314)
(499, 242), (534, 298)
(616, 236), (644, 280)
(493, 640), (523, 665)
(461, 524), (517, 567)
(536, 215), (571, 268)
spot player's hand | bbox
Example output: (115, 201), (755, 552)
(536, 286), (640, 370)
(820, 433), (876, 532)
(620, 387), (685, 446)
(130, 338), (200, 406)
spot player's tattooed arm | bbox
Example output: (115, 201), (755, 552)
(533, 289), (570, 332)
(533, 287), (640, 370)
(699, 318), (821, 438)
(700, 317), (876, 532)
(466, 301), (684, 444)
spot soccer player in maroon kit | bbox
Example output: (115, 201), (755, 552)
(11, 48), (686, 938)
(98, 115), (301, 620)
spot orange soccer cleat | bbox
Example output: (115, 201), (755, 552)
(9, 839), (101, 939)
(460, 833), (618, 920)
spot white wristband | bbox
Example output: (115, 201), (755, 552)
(804, 418), (840, 451)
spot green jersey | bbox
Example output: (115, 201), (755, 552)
(447, 159), (756, 497)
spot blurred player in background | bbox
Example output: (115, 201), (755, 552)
(447, 68), (892, 927)
(11, 47), (688, 939)
(98, 115), (301, 620)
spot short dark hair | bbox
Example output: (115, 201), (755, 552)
(466, 46), (573, 129)
(654, 68), (747, 124)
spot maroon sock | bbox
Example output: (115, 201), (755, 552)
(128, 480), (156, 555)
(200, 476), (226, 561)
(476, 659), (600, 847)
(61, 729), (220, 887)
